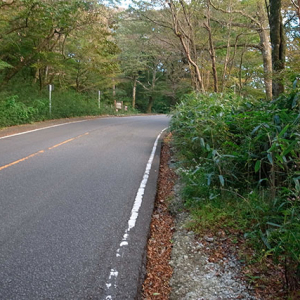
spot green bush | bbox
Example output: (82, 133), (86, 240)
(0, 95), (38, 127)
(0, 88), (139, 128)
(170, 89), (300, 289)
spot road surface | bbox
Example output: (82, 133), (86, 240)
(0, 115), (169, 299)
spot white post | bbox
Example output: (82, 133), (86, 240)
(98, 90), (101, 109)
(49, 84), (52, 116)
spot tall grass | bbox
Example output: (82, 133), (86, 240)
(170, 89), (300, 292)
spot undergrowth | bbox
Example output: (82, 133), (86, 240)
(170, 86), (300, 296)
(0, 87), (138, 128)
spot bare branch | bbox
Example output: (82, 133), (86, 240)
(0, 0), (16, 9)
(136, 80), (150, 90)
(211, 17), (258, 30)
(208, 0), (260, 27)
(291, 0), (299, 9)
(138, 12), (173, 30)
(200, 43), (263, 52)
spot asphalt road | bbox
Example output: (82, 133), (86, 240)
(0, 115), (169, 299)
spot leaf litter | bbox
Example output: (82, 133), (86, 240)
(142, 133), (288, 300)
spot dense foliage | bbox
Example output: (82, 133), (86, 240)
(170, 86), (300, 292)
(0, 0), (127, 124)
(0, 90), (134, 127)
(1, 0), (300, 123)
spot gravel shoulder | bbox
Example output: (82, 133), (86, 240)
(169, 211), (257, 300)
(142, 134), (260, 299)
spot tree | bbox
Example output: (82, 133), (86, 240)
(116, 14), (150, 108)
(167, 0), (205, 92)
(209, 0), (273, 99)
(117, 8), (189, 112)
(268, 0), (286, 97)
(0, 0), (120, 94)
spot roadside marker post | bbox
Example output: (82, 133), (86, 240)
(98, 90), (101, 109)
(49, 84), (53, 117)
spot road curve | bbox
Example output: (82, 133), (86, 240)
(0, 115), (169, 299)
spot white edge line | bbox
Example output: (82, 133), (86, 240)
(0, 120), (87, 140)
(105, 127), (168, 298)
(122, 127), (167, 241)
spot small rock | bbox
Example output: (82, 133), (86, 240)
(204, 236), (214, 242)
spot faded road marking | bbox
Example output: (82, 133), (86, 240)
(0, 120), (87, 140)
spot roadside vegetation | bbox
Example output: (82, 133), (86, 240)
(0, 88), (138, 128)
(170, 88), (300, 297)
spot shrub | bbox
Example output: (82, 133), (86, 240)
(170, 89), (300, 291)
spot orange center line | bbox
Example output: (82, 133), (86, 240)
(0, 132), (89, 172)
(48, 138), (76, 150)
(0, 150), (45, 171)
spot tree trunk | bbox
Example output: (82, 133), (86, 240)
(209, 0), (273, 99)
(259, 29), (273, 99)
(268, 0), (286, 98)
(221, 15), (232, 92)
(257, 2), (272, 100)
(113, 79), (116, 99)
(168, 0), (205, 93)
(204, 2), (218, 92)
(39, 68), (43, 91)
(178, 34), (204, 92)
(147, 67), (157, 113)
(147, 95), (154, 113)
(238, 47), (246, 95)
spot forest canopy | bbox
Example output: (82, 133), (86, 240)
(0, 0), (299, 113)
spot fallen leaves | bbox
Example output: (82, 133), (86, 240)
(142, 134), (176, 299)
(143, 132), (289, 299)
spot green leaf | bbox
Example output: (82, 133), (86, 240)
(292, 93), (299, 109)
(0, 60), (12, 70)
(277, 124), (289, 138)
(200, 138), (205, 148)
(218, 175), (225, 186)
(268, 143), (278, 153)
(260, 232), (271, 249)
(266, 222), (282, 228)
(267, 153), (273, 165)
(293, 178), (300, 193)
(251, 124), (262, 135)
(293, 79), (298, 89)
(282, 141), (296, 156)
(254, 160), (261, 173)
(206, 173), (212, 186)
(257, 178), (267, 186)
(275, 154), (284, 164)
